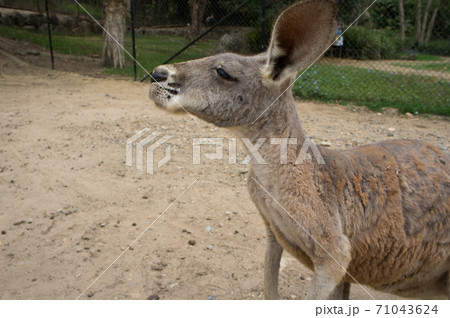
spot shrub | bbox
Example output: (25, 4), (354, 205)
(245, 27), (267, 54)
(420, 40), (450, 56)
(343, 26), (402, 60)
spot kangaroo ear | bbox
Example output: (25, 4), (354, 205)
(264, 0), (337, 82)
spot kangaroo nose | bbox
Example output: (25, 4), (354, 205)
(150, 70), (168, 83)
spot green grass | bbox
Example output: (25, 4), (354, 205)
(294, 64), (450, 116)
(392, 62), (449, 73)
(104, 35), (217, 78)
(0, 25), (103, 55)
(416, 54), (443, 61)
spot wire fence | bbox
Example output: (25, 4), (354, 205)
(0, 0), (448, 115)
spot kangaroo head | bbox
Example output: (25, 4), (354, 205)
(149, 0), (337, 127)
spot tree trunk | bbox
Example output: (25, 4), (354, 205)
(102, 0), (128, 68)
(188, 0), (207, 40)
(415, 0), (422, 42)
(398, 0), (406, 43)
(424, 4), (439, 46)
(419, 0), (433, 44)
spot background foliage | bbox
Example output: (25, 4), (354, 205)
(0, 0), (448, 115)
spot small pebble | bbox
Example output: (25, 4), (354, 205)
(147, 294), (160, 300)
(188, 239), (196, 246)
(132, 223), (137, 227)
(142, 196), (148, 199)
(13, 220), (25, 226)
(1, 230), (6, 235)
(225, 211), (232, 216)
(151, 264), (164, 271)
(206, 245), (213, 250)
(87, 292), (94, 298)
(208, 295), (216, 300)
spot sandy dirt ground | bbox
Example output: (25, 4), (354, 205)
(0, 43), (449, 300)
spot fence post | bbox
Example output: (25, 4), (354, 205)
(130, 0), (137, 81)
(45, 0), (54, 70)
(261, 0), (266, 51)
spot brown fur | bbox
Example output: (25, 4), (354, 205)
(148, 0), (450, 299)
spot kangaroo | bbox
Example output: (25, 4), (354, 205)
(148, 0), (450, 299)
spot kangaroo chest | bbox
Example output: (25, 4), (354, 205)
(247, 166), (316, 264)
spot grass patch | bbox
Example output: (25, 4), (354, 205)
(416, 54), (443, 61)
(294, 64), (450, 116)
(105, 36), (217, 78)
(0, 25), (103, 55)
(392, 62), (449, 73)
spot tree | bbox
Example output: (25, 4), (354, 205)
(424, 2), (439, 46)
(102, 0), (128, 68)
(188, 0), (207, 40)
(415, 0), (440, 46)
(415, 0), (422, 42)
(399, 0), (406, 43)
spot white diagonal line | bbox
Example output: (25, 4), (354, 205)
(251, 177), (376, 300)
(72, 0), (200, 125)
(252, 0), (379, 124)
(76, 178), (199, 300)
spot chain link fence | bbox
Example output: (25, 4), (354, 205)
(0, 0), (448, 114)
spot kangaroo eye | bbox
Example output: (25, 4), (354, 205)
(216, 67), (235, 81)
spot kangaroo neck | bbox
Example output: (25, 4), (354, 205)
(240, 95), (306, 144)
(236, 96), (312, 169)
